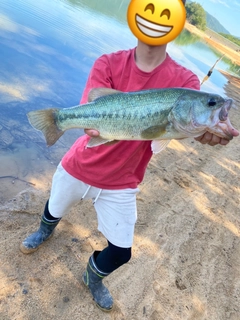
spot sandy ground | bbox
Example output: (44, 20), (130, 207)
(1, 32), (240, 319)
(0, 74), (239, 320)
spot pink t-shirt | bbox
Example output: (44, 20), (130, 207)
(62, 48), (200, 189)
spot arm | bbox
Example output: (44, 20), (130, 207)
(82, 56), (112, 137)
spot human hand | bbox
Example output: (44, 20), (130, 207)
(84, 129), (100, 137)
(84, 129), (119, 145)
(194, 132), (230, 146)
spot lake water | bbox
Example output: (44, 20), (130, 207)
(0, 0), (239, 202)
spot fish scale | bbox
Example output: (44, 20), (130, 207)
(57, 89), (175, 140)
(26, 87), (238, 151)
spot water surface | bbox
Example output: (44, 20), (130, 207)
(0, 0), (238, 201)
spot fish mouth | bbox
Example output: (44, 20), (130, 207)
(208, 99), (239, 139)
(135, 14), (173, 38)
(219, 98), (232, 121)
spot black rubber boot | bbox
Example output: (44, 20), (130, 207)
(82, 251), (113, 311)
(20, 215), (61, 254)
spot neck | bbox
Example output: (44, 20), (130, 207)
(135, 40), (167, 72)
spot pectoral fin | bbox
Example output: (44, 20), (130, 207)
(141, 125), (166, 139)
(151, 140), (171, 154)
(86, 136), (114, 148)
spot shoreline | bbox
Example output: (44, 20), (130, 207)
(184, 22), (240, 66)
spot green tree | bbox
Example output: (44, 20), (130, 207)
(185, 2), (207, 31)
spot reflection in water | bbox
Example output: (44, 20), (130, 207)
(174, 29), (200, 46)
(227, 62), (240, 77)
(0, 0), (238, 201)
(65, 0), (129, 23)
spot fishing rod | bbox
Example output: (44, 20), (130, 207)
(201, 54), (225, 86)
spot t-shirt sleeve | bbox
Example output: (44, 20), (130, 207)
(80, 56), (113, 104)
(182, 73), (200, 90)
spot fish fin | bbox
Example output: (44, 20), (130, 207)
(86, 136), (114, 148)
(88, 88), (122, 102)
(141, 125), (166, 139)
(27, 109), (63, 146)
(151, 140), (171, 154)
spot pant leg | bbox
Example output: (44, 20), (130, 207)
(93, 188), (139, 248)
(48, 163), (98, 218)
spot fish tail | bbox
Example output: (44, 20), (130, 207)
(27, 108), (64, 146)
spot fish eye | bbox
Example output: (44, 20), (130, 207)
(144, 3), (155, 14)
(160, 9), (171, 19)
(208, 98), (217, 107)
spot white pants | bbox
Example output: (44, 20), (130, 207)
(48, 163), (139, 248)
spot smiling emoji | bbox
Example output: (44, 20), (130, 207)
(127, 0), (186, 45)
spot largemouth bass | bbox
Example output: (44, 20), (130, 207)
(27, 87), (239, 153)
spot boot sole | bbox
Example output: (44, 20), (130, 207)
(19, 233), (53, 254)
(96, 302), (113, 312)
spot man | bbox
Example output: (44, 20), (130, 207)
(20, 1), (234, 312)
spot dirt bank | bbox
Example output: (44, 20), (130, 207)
(185, 22), (240, 66)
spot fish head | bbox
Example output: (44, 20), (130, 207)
(170, 90), (239, 139)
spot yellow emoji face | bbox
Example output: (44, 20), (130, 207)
(127, 0), (186, 45)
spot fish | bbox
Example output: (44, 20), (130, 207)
(27, 87), (239, 153)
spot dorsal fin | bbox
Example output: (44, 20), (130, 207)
(88, 87), (122, 102)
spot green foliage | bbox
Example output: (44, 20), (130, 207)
(219, 33), (240, 46)
(185, 2), (207, 31)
